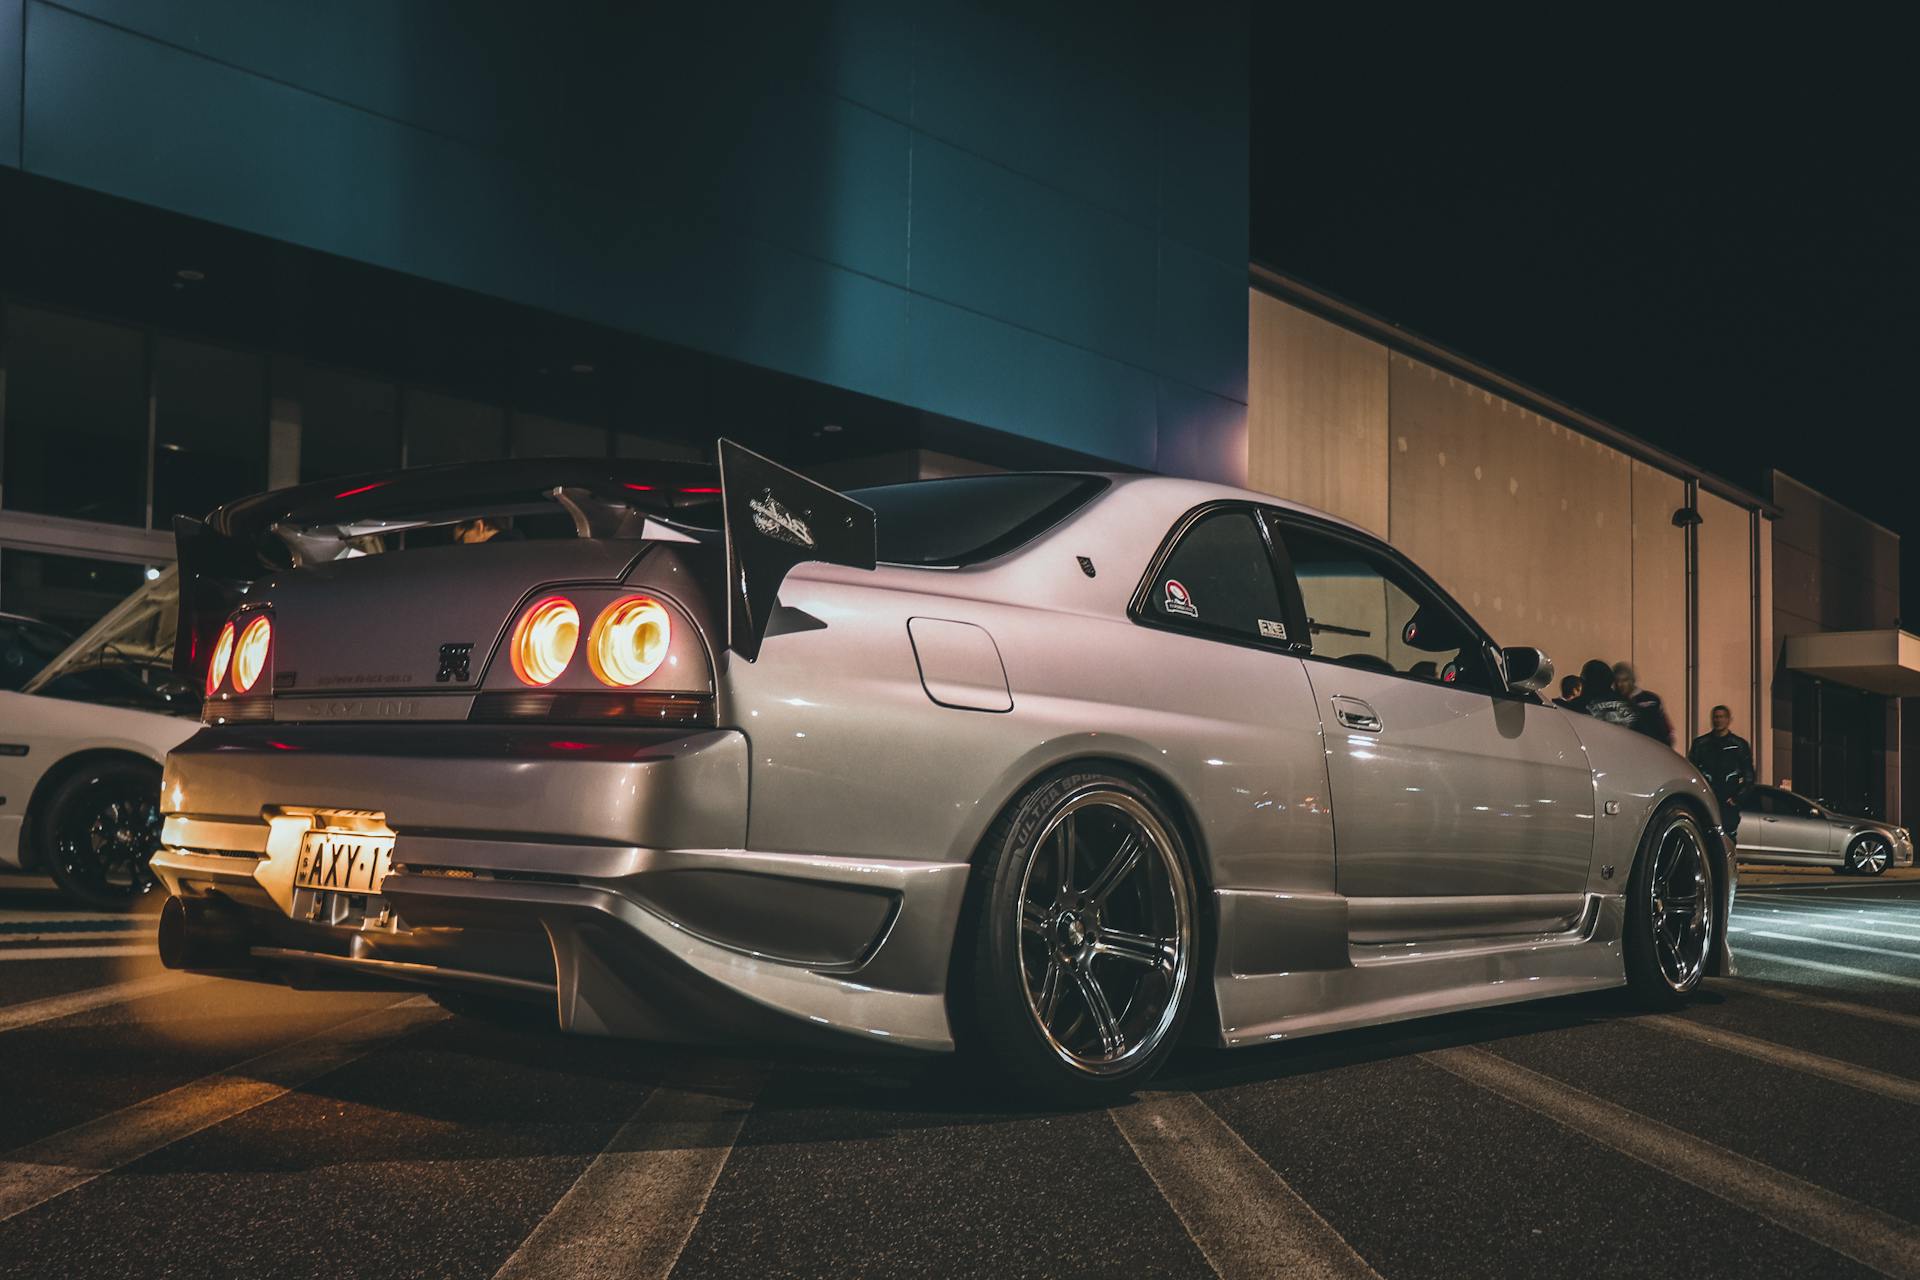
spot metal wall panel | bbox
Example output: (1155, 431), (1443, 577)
(10, 1), (1249, 479)
(1246, 291), (1388, 535)
(1387, 354), (1634, 680)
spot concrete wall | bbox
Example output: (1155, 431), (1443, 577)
(1245, 292), (1387, 535)
(1386, 353), (1636, 682)
(1696, 490), (1755, 744)
(0, 0), (1248, 478)
(1631, 462), (1688, 726)
(1248, 288), (1764, 745)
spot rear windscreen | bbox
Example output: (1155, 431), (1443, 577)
(850, 474), (1106, 567)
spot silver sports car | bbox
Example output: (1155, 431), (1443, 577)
(1734, 784), (1912, 875)
(153, 442), (1734, 1100)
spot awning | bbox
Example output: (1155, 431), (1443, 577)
(1783, 629), (1920, 697)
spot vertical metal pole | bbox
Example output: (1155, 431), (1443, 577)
(1685, 478), (1700, 742)
(143, 331), (157, 531)
(1750, 506), (1763, 782)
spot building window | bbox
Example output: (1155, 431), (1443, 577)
(0, 546), (148, 635)
(298, 364), (400, 481)
(1, 305), (148, 526)
(510, 412), (608, 459)
(153, 337), (267, 526)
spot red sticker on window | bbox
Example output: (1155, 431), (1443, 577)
(1162, 579), (1198, 617)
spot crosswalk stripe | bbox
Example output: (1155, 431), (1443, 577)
(1716, 980), (1920, 1032)
(1735, 948), (1920, 990)
(491, 1058), (765, 1280)
(0, 931), (160, 945)
(1742, 931), (1920, 962)
(1110, 1092), (1379, 1280)
(0, 973), (204, 1035)
(0, 997), (443, 1222)
(1426, 1046), (1920, 1279)
(1640, 1015), (1920, 1106)
(0, 944), (157, 962)
(1742, 899), (1920, 920)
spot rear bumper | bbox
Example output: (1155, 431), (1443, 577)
(153, 725), (967, 1051)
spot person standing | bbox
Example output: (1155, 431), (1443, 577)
(1612, 662), (1674, 746)
(1553, 674), (1583, 709)
(1573, 659), (1634, 727)
(1689, 704), (1755, 837)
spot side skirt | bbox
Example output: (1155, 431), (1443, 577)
(1211, 890), (1626, 1048)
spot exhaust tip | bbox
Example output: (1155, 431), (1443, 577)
(157, 895), (249, 970)
(157, 895), (189, 970)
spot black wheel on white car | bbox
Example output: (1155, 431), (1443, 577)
(1845, 834), (1892, 877)
(1622, 804), (1717, 1007)
(38, 758), (163, 912)
(966, 769), (1199, 1104)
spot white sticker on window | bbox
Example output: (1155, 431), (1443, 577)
(1258, 618), (1288, 640)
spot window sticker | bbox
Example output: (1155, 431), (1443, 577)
(1162, 579), (1198, 617)
(1257, 618), (1288, 641)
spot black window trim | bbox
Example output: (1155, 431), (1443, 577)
(854, 473), (1111, 569)
(1126, 500), (1309, 655)
(1265, 509), (1531, 702)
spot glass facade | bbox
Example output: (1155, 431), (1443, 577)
(1791, 673), (1890, 818)
(0, 547), (150, 635)
(153, 336), (267, 525)
(1, 305), (148, 525)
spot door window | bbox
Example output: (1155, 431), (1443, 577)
(1144, 509), (1290, 644)
(1275, 522), (1496, 691)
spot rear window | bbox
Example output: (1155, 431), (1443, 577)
(850, 475), (1107, 567)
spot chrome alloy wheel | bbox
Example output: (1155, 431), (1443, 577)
(1014, 787), (1193, 1076)
(1848, 835), (1892, 875)
(1648, 817), (1715, 992)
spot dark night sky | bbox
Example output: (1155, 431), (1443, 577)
(1249, 25), (1917, 615)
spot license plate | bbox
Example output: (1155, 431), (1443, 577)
(294, 830), (395, 895)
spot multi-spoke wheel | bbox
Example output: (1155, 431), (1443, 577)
(1845, 835), (1892, 877)
(37, 759), (164, 911)
(1623, 804), (1717, 1004)
(967, 770), (1199, 1102)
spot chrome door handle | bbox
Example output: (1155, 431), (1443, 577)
(1331, 696), (1382, 733)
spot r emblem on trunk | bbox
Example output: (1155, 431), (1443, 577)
(436, 643), (474, 683)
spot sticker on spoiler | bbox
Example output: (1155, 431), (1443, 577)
(749, 491), (815, 548)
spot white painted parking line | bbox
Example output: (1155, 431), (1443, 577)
(1731, 918), (1920, 944)
(1716, 980), (1920, 1033)
(0, 944), (157, 961)
(1110, 1092), (1379, 1280)
(1735, 949), (1920, 990)
(1641, 1015), (1920, 1106)
(1427, 1046), (1920, 1279)
(491, 1058), (765, 1280)
(0, 997), (443, 1222)
(0, 973), (204, 1035)
(0, 930), (161, 945)
(1742, 931), (1920, 963)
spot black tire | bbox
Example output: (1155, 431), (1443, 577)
(1845, 835), (1893, 877)
(1622, 804), (1719, 1008)
(37, 758), (164, 912)
(964, 768), (1200, 1105)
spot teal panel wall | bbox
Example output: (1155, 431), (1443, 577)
(6, 1), (1248, 477)
(1, 1), (19, 168)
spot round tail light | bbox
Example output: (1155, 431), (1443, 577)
(232, 615), (272, 693)
(511, 597), (579, 686)
(205, 621), (237, 696)
(587, 596), (672, 687)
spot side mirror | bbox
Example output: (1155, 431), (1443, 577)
(1502, 646), (1554, 694)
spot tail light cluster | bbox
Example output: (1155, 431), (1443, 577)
(508, 594), (673, 688)
(203, 609), (274, 723)
(479, 590), (710, 726)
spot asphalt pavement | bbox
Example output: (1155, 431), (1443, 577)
(2, 871), (1918, 1279)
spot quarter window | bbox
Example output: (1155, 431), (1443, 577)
(1276, 523), (1494, 691)
(1147, 509), (1289, 643)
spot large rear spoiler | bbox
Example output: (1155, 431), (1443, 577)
(173, 441), (874, 680)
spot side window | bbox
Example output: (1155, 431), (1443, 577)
(1748, 789), (1777, 816)
(1779, 792), (1818, 819)
(1275, 522), (1495, 690)
(1147, 509), (1290, 643)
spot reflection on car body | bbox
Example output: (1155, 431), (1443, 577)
(151, 443), (1735, 1100)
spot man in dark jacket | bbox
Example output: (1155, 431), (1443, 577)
(1689, 704), (1755, 837)
(1612, 662), (1673, 746)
